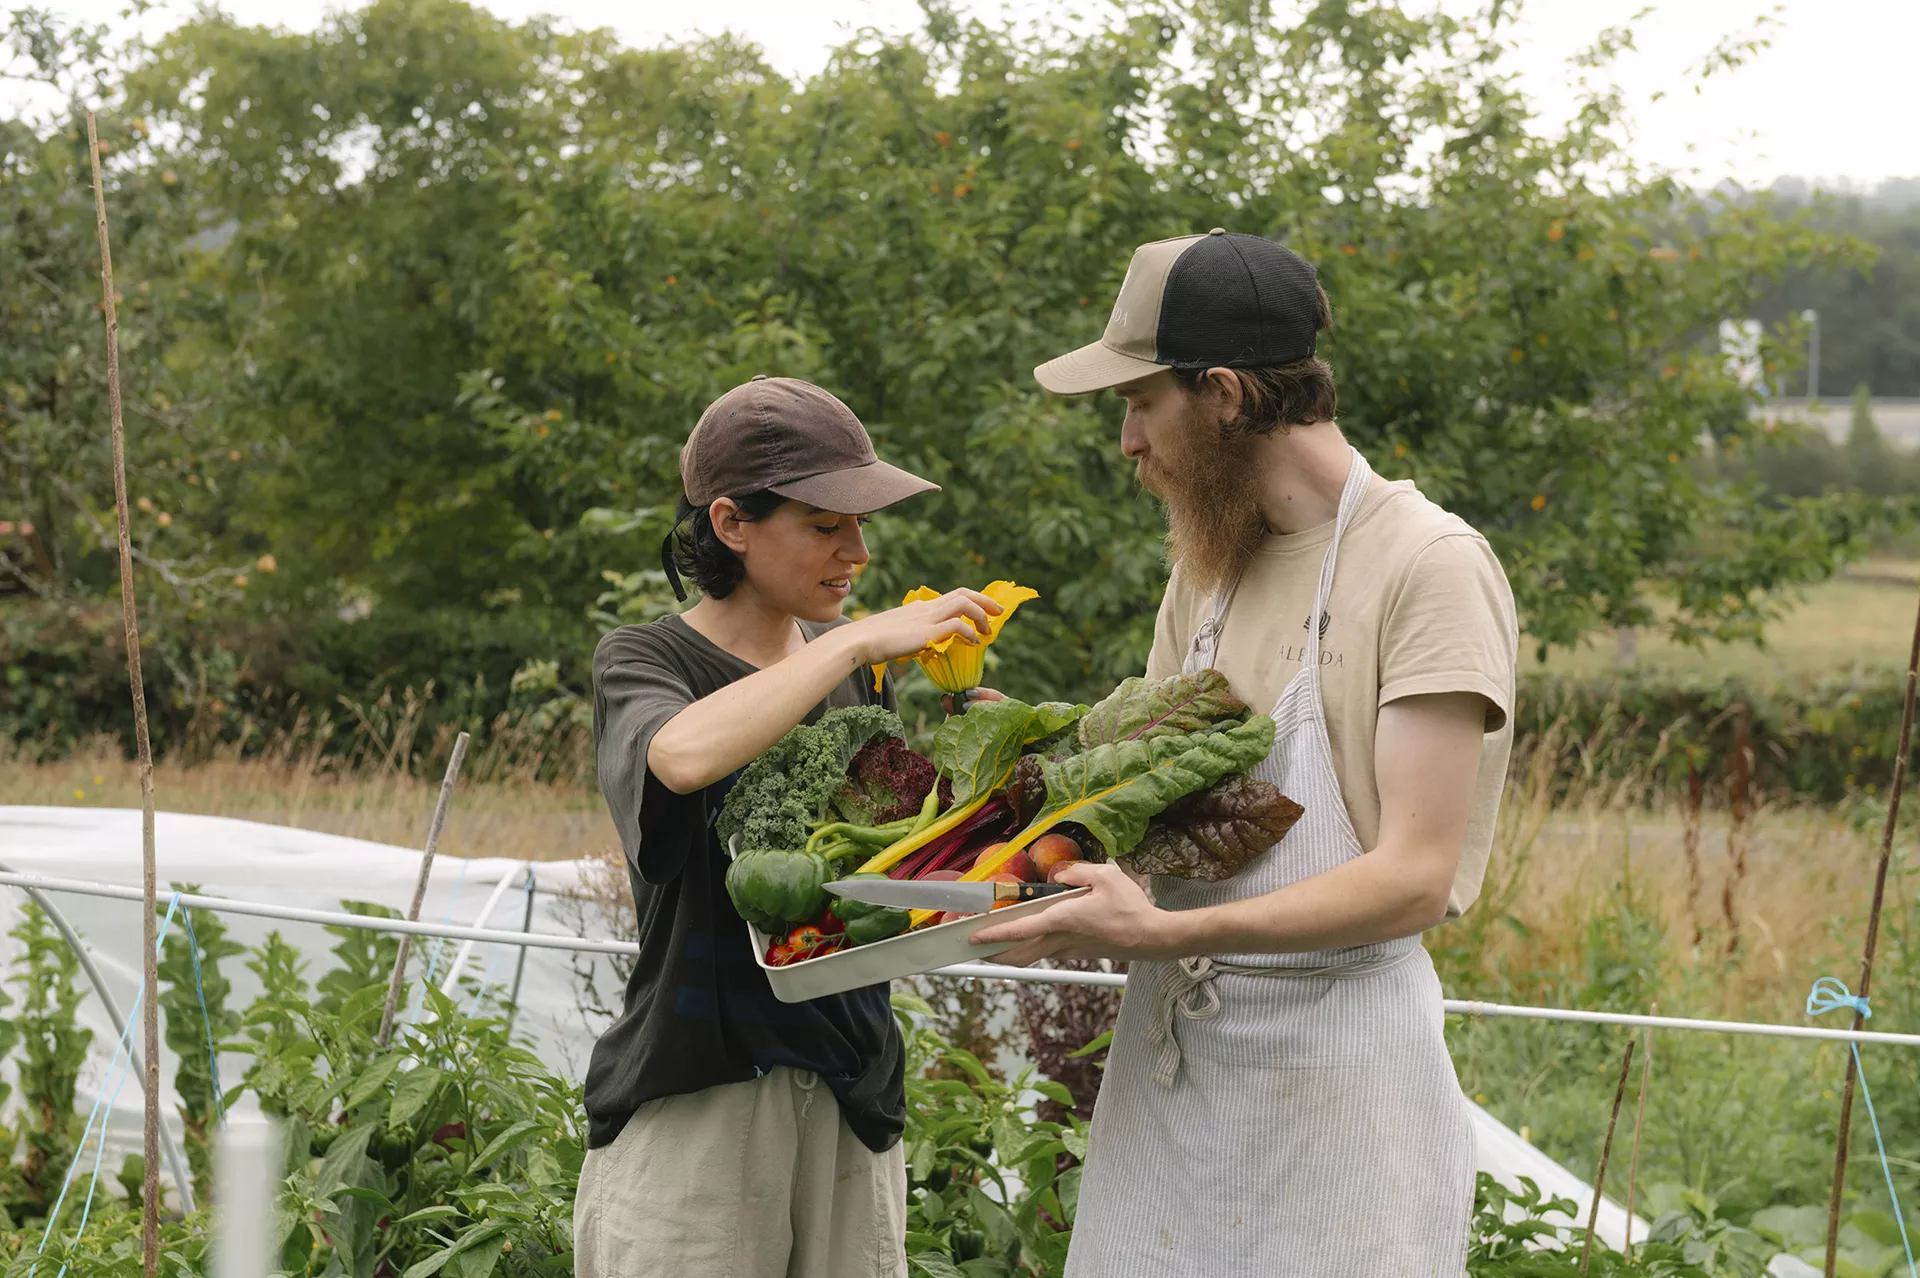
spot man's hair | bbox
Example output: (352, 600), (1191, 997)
(1170, 281), (1336, 435)
(661, 489), (787, 601)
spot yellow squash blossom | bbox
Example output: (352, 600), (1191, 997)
(870, 580), (1039, 694)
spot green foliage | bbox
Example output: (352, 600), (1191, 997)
(0, 902), (92, 1223)
(893, 989), (1078, 1276)
(236, 931), (323, 1119)
(1468, 1175), (1721, 1276)
(316, 901), (404, 1016)
(1750, 1199), (1920, 1277)
(0, 895), (1844, 1274)
(1436, 855), (1920, 1272)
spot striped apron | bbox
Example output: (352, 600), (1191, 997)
(1065, 448), (1473, 1277)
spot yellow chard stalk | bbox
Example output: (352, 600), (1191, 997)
(870, 580), (1039, 694)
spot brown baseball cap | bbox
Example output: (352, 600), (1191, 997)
(681, 376), (939, 513)
(1035, 229), (1322, 394)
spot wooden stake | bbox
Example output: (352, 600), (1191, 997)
(1580, 1037), (1636, 1275)
(1621, 1005), (1656, 1259)
(87, 109), (161, 1277)
(1825, 588), (1920, 1278)
(1683, 764), (1704, 947)
(377, 733), (470, 1048)
(1722, 709), (1753, 958)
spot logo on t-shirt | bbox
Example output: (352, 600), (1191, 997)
(1303, 611), (1331, 639)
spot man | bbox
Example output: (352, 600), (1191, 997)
(972, 229), (1518, 1276)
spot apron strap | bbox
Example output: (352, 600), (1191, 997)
(1146, 945), (1418, 1087)
(1185, 592), (1233, 674)
(1148, 957), (1226, 1087)
(1300, 446), (1374, 677)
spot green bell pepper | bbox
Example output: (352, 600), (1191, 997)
(725, 848), (832, 933)
(829, 871), (912, 946)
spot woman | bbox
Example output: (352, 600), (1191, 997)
(574, 375), (997, 1278)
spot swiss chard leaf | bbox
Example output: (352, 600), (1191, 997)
(1023, 716), (1277, 858)
(932, 699), (1086, 804)
(1076, 670), (1248, 749)
(1127, 775), (1304, 880)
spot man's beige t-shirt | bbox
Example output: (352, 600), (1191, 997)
(1146, 477), (1518, 920)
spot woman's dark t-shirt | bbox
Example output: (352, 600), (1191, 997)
(582, 613), (905, 1153)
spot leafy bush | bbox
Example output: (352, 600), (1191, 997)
(1514, 668), (1916, 803)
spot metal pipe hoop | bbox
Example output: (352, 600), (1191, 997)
(5, 870), (1919, 1051)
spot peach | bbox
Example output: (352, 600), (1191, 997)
(966, 841), (1007, 873)
(999, 851), (1039, 883)
(1028, 833), (1082, 882)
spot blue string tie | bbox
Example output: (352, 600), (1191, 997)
(182, 910), (228, 1123)
(1807, 976), (1917, 1278)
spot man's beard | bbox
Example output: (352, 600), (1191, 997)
(1139, 402), (1267, 596)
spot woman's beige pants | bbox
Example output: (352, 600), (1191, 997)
(573, 1066), (906, 1278)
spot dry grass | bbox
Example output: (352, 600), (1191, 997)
(1529, 562), (1918, 683)
(1449, 721), (1881, 1023)
(1472, 798), (1872, 1018)
(2, 696), (1892, 1025)
(0, 738), (619, 863)
(4, 734), (1885, 1030)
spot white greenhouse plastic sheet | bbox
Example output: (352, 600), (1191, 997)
(0, 806), (626, 1188)
(3, 805), (1823, 1271)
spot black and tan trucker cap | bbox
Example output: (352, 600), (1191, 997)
(1034, 229), (1321, 394)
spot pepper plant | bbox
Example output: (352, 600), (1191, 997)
(0, 903), (91, 1226)
(893, 989), (1079, 1277)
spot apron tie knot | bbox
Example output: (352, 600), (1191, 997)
(1148, 956), (1226, 1087)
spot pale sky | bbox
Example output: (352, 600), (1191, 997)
(7, 0), (1916, 189)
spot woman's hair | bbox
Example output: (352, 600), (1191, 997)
(1170, 281), (1337, 435)
(660, 490), (787, 602)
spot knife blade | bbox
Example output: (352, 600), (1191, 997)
(824, 878), (1078, 914)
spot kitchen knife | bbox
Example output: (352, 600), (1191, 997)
(824, 878), (1078, 914)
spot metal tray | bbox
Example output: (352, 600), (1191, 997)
(727, 835), (1087, 1002)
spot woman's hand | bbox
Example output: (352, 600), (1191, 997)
(835, 588), (1001, 666)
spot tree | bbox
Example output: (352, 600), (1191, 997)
(1, 12), (252, 610)
(3, 0), (1893, 742)
(1760, 189), (1920, 399)
(1844, 382), (1901, 497)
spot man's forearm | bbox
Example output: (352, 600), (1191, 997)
(1158, 848), (1450, 957)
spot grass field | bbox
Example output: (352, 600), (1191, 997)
(2, 728), (1883, 1022)
(1529, 560), (1918, 682)
(0, 741), (620, 863)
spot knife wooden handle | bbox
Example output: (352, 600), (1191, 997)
(992, 881), (1079, 904)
